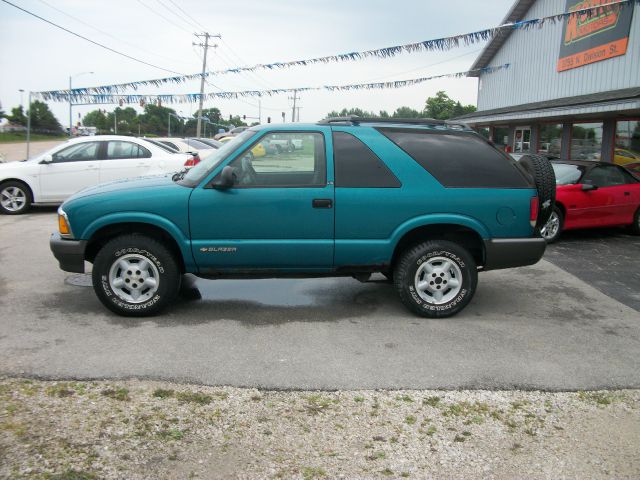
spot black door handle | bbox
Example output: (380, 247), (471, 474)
(624, 191), (630, 196)
(312, 198), (333, 208)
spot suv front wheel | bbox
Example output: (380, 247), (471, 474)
(394, 240), (477, 318)
(92, 234), (180, 316)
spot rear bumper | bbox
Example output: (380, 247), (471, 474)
(50, 233), (87, 273)
(483, 237), (546, 271)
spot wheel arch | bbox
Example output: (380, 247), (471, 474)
(84, 219), (190, 273)
(390, 221), (487, 272)
(0, 177), (35, 202)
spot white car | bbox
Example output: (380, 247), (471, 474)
(0, 135), (191, 215)
(151, 137), (214, 154)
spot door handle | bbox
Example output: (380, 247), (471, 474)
(85, 164), (98, 170)
(312, 198), (332, 209)
(136, 163), (151, 167)
(624, 191), (630, 196)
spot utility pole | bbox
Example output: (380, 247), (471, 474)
(193, 33), (220, 138)
(289, 89), (298, 122)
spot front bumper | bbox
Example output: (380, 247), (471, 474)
(50, 233), (87, 273)
(483, 237), (546, 271)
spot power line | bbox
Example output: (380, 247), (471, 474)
(135, 0), (193, 35)
(154, 0), (199, 32)
(34, 0), (194, 67)
(165, 0), (207, 31)
(1, 0), (184, 75)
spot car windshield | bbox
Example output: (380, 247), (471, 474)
(180, 129), (257, 185)
(552, 163), (585, 185)
(141, 138), (178, 153)
(184, 138), (214, 150)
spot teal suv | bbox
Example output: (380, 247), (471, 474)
(50, 117), (552, 318)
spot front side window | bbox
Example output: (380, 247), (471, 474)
(106, 141), (151, 159)
(583, 165), (626, 187)
(52, 142), (100, 162)
(571, 122), (603, 160)
(227, 132), (326, 187)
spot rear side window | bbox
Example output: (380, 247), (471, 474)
(106, 141), (151, 159)
(333, 132), (401, 188)
(377, 128), (529, 188)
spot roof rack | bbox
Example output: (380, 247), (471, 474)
(317, 115), (470, 129)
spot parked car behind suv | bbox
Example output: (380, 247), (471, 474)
(50, 117), (553, 318)
(0, 136), (191, 214)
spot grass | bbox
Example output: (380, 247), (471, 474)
(405, 415), (417, 425)
(46, 384), (75, 398)
(101, 387), (130, 401)
(302, 466), (326, 479)
(0, 132), (66, 143)
(44, 470), (97, 480)
(396, 394), (414, 403)
(303, 394), (335, 414)
(423, 396), (441, 407)
(152, 388), (175, 399)
(157, 428), (185, 441)
(578, 391), (618, 406)
(175, 391), (212, 405)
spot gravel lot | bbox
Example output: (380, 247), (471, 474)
(0, 140), (64, 162)
(1, 378), (638, 479)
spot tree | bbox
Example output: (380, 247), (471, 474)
(28, 101), (62, 132)
(392, 106), (422, 118)
(424, 91), (476, 120)
(8, 106), (27, 126)
(83, 109), (110, 131)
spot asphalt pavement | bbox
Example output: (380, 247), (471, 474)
(0, 209), (639, 391)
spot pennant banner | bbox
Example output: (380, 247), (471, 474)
(33, 64), (510, 104)
(34, 0), (637, 97)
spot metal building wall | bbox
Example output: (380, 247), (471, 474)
(477, 0), (640, 111)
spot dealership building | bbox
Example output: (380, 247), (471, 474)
(457, 0), (639, 168)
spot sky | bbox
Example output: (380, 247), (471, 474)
(0, 0), (515, 129)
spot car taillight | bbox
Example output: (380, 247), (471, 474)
(530, 196), (539, 228)
(184, 154), (200, 168)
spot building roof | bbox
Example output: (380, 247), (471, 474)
(455, 87), (640, 120)
(468, 0), (536, 77)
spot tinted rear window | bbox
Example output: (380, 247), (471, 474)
(333, 132), (401, 188)
(376, 128), (530, 188)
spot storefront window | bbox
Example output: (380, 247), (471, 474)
(538, 124), (562, 156)
(571, 122), (603, 160)
(614, 121), (640, 167)
(513, 127), (531, 153)
(493, 127), (509, 151)
(476, 127), (490, 140)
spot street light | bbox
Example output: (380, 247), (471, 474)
(18, 89), (24, 109)
(69, 71), (94, 137)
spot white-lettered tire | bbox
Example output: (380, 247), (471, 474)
(0, 180), (32, 215)
(631, 207), (640, 235)
(92, 234), (180, 317)
(394, 240), (477, 318)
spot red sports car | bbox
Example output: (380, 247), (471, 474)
(540, 160), (640, 242)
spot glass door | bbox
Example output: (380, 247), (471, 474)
(513, 127), (531, 153)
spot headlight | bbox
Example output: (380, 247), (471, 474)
(58, 208), (74, 238)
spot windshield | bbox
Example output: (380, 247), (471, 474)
(552, 163), (585, 185)
(180, 129), (257, 186)
(141, 138), (178, 153)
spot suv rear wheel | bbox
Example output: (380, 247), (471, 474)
(394, 240), (477, 318)
(92, 234), (180, 316)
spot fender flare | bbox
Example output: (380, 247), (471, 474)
(389, 214), (490, 245)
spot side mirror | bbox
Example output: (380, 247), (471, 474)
(211, 166), (236, 189)
(581, 183), (598, 191)
(40, 154), (53, 164)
